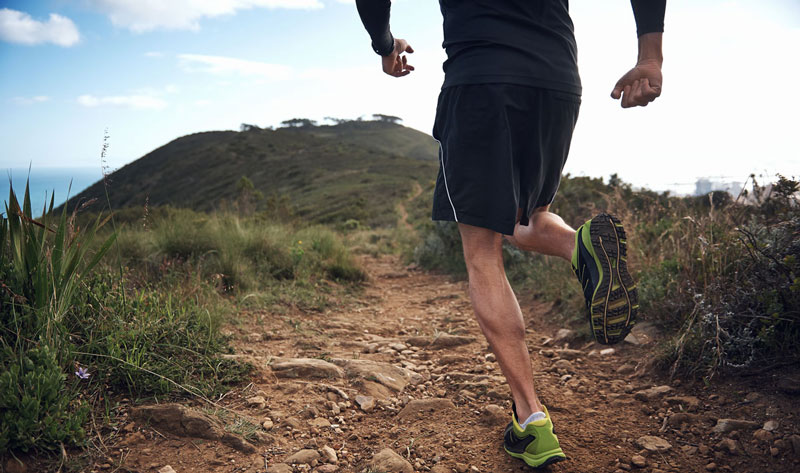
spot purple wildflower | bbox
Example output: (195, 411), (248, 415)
(75, 366), (90, 379)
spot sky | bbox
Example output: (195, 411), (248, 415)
(1, 0), (799, 194)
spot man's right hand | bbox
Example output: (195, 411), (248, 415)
(382, 38), (414, 77)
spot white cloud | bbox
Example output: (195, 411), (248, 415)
(0, 8), (80, 46)
(77, 94), (167, 110)
(144, 51), (163, 57)
(12, 96), (50, 105)
(89, 0), (324, 32)
(178, 54), (293, 80)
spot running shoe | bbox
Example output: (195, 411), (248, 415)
(503, 404), (566, 468)
(571, 213), (638, 345)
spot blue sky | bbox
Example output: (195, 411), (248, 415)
(1, 0), (799, 193)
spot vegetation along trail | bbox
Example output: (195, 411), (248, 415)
(102, 252), (799, 473)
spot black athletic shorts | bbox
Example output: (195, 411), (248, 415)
(431, 84), (581, 235)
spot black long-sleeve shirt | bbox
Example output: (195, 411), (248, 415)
(355, 0), (666, 95)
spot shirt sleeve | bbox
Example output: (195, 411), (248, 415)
(355, 0), (395, 56)
(630, 0), (666, 36)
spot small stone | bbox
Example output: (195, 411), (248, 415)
(158, 467), (177, 473)
(370, 448), (413, 473)
(789, 434), (800, 456)
(485, 353), (496, 362)
(616, 362), (636, 375)
(770, 447), (780, 457)
(553, 359), (573, 371)
(479, 404), (507, 426)
(636, 435), (672, 452)
(763, 419), (778, 431)
(316, 465), (338, 473)
(624, 333), (643, 345)
(753, 429), (773, 443)
(634, 385), (672, 402)
(470, 466), (480, 473)
(712, 418), (759, 434)
(455, 463), (469, 473)
(705, 463), (716, 471)
(600, 348), (615, 356)
(320, 445), (338, 464)
(681, 445), (698, 456)
(398, 398), (455, 420)
(263, 418), (274, 430)
(309, 417), (331, 428)
(270, 464), (293, 473)
(286, 449), (321, 465)
(355, 395), (375, 412)
(246, 395), (267, 408)
(716, 438), (739, 455)
(664, 396), (701, 411)
(540, 349), (555, 357)
(553, 328), (577, 343)
(630, 455), (646, 468)
(556, 348), (583, 360)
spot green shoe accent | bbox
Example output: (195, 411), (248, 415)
(503, 405), (566, 469)
(571, 213), (638, 345)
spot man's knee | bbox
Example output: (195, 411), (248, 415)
(458, 223), (504, 276)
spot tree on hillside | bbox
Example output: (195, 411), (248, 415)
(281, 118), (317, 128)
(235, 176), (263, 216)
(324, 116), (351, 125)
(372, 114), (402, 124)
(240, 123), (261, 132)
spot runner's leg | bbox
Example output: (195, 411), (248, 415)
(458, 222), (543, 421)
(505, 205), (575, 261)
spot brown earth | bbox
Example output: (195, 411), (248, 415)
(50, 255), (800, 473)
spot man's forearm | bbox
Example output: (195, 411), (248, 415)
(638, 33), (663, 65)
(355, 0), (394, 56)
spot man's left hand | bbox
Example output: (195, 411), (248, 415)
(611, 59), (662, 108)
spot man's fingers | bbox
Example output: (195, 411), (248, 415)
(611, 81), (624, 100)
(640, 78), (661, 102)
(621, 84), (633, 108)
(405, 44), (414, 53)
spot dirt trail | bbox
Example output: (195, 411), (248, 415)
(397, 182), (423, 232)
(110, 254), (799, 473)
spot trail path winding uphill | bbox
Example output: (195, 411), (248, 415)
(111, 255), (799, 473)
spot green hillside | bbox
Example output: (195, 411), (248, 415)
(64, 121), (439, 227)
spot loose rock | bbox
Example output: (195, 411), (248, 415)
(320, 445), (338, 464)
(355, 395), (376, 412)
(398, 398), (456, 420)
(479, 404), (507, 426)
(370, 448), (413, 473)
(763, 419), (778, 432)
(271, 358), (344, 379)
(286, 449), (321, 465)
(712, 418), (759, 434)
(270, 464), (293, 473)
(631, 455), (646, 468)
(158, 467), (177, 473)
(636, 435), (672, 452)
(633, 385), (672, 402)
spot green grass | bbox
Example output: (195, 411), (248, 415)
(1, 182), (367, 457)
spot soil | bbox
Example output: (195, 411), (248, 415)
(48, 252), (800, 473)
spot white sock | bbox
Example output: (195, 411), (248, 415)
(519, 411), (547, 429)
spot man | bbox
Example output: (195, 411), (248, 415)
(355, 0), (665, 468)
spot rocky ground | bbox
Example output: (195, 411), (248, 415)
(16, 254), (800, 473)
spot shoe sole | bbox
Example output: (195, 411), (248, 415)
(504, 447), (567, 469)
(588, 213), (638, 344)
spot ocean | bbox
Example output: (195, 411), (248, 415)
(1, 167), (103, 216)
